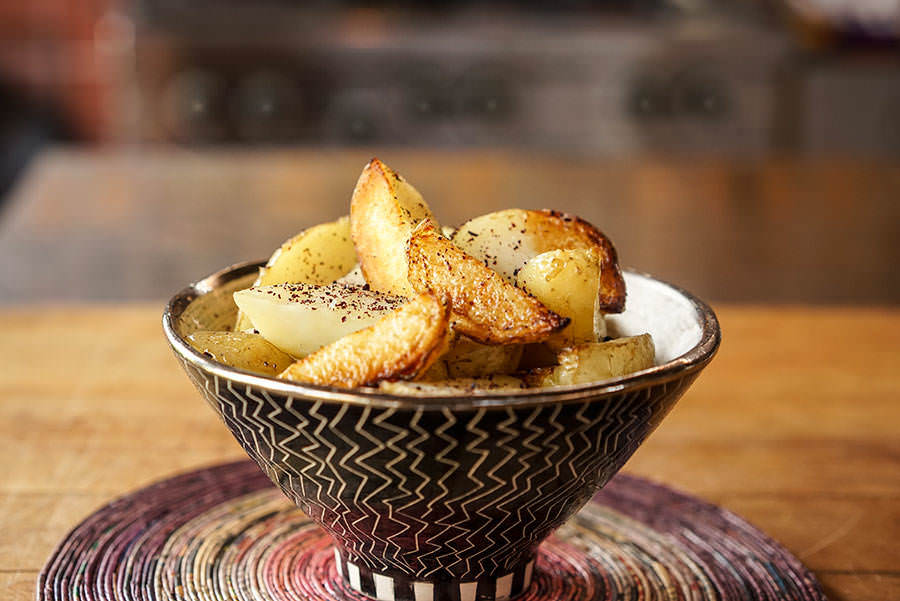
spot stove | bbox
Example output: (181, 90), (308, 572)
(132, 3), (802, 155)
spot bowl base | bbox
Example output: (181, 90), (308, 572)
(333, 547), (535, 601)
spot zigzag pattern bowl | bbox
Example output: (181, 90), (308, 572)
(163, 261), (720, 601)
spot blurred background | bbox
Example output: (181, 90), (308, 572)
(0, 0), (898, 304)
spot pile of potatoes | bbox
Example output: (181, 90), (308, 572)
(187, 159), (655, 394)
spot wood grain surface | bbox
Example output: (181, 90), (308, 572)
(0, 149), (897, 599)
(0, 305), (897, 600)
(1, 149), (898, 304)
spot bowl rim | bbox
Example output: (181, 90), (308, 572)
(163, 260), (720, 411)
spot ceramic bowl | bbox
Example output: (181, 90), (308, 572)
(163, 261), (719, 601)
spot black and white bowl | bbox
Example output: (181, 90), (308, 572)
(163, 261), (720, 601)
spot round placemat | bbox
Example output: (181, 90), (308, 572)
(38, 460), (824, 601)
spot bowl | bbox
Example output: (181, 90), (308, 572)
(163, 261), (720, 601)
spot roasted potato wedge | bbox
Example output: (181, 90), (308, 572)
(437, 335), (523, 378)
(235, 216), (357, 330)
(280, 292), (451, 388)
(234, 283), (403, 358)
(350, 158), (437, 296)
(527, 334), (655, 387)
(187, 331), (295, 376)
(407, 221), (568, 345)
(379, 375), (528, 396)
(452, 208), (626, 313)
(516, 248), (606, 349)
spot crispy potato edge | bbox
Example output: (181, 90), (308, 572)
(534, 209), (626, 313)
(278, 291), (451, 388)
(407, 221), (568, 345)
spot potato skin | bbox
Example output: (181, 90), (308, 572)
(516, 248), (602, 349)
(407, 221), (568, 345)
(257, 216), (357, 287)
(279, 292), (451, 388)
(438, 335), (523, 378)
(534, 210), (625, 313)
(453, 209), (626, 313)
(234, 283), (403, 358)
(235, 216), (357, 331)
(379, 375), (528, 396)
(528, 334), (655, 387)
(350, 158), (436, 297)
(187, 331), (295, 376)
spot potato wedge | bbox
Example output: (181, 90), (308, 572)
(187, 331), (294, 376)
(407, 221), (568, 345)
(528, 334), (655, 387)
(350, 158), (437, 296)
(452, 209), (626, 313)
(255, 216), (356, 287)
(379, 375), (528, 396)
(280, 292), (451, 388)
(235, 216), (357, 330)
(516, 248), (606, 349)
(234, 283), (403, 358)
(438, 335), (524, 378)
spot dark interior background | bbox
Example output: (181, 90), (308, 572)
(0, 0), (898, 304)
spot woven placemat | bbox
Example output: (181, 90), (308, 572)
(38, 460), (824, 601)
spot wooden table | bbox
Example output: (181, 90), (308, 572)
(1, 149), (898, 599)
(1, 305), (897, 600)
(2, 149), (899, 304)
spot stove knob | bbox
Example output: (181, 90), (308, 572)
(628, 76), (674, 119)
(162, 69), (227, 143)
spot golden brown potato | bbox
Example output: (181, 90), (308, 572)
(407, 221), (568, 345)
(187, 331), (295, 376)
(350, 158), (437, 297)
(234, 283), (403, 358)
(437, 335), (523, 378)
(516, 248), (605, 349)
(235, 216), (357, 331)
(452, 209), (626, 313)
(279, 292), (451, 388)
(527, 334), (655, 387)
(379, 375), (528, 396)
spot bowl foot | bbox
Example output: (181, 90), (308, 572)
(333, 547), (536, 601)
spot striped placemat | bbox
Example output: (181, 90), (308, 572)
(38, 460), (824, 601)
